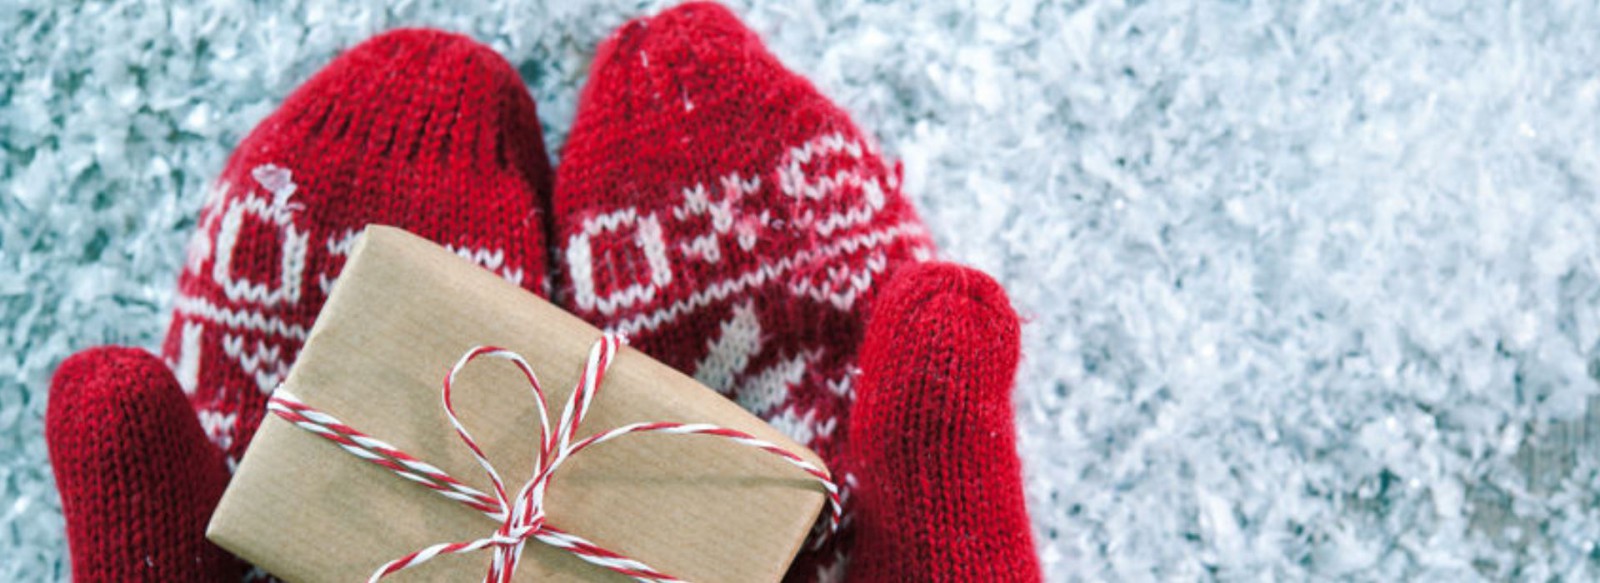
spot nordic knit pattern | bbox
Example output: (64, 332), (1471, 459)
(158, 29), (554, 467)
(847, 263), (1042, 582)
(549, 3), (937, 580)
(46, 29), (554, 582)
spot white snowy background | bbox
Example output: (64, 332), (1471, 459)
(5, 0), (1600, 580)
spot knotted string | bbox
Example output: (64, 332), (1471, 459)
(266, 334), (840, 583)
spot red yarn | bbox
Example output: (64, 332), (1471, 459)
(159, 28), (554, 466)
(847, 263), (1042, 582)
(551, 3), (1036, 580)
(48, 8), (1042, 581)
(46, 29), (553, 581)
(47, 348), (246, 581)
(549, 3), (936, 578)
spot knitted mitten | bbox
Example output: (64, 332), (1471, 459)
(46, 29), (553, 581)
(846, 263), (1041, 582)
(549, 3), (1037, 580)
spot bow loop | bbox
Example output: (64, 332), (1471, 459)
(267, 334), (840, 583)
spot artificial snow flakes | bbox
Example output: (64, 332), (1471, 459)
(5, 0), (1600, 581)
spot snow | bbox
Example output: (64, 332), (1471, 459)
(4, 0), (1600, 580)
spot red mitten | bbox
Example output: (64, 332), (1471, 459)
(47, 348), (243, 580)
(847, 263), (1041, 582)
(548, 3), (1036, 580)
(46, 29), (554, 581)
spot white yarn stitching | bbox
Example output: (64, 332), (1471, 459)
(605, 222), (926, 336)
(173, 294), (309, 340)
(692, 301), (763, 394)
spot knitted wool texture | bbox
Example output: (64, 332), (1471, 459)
(159, 28), (553, 466)
(549, 3), (941, 579)
(848, 263), (1042, 582)
(46, 29), (553, 581)
(46, 347), (242, 581)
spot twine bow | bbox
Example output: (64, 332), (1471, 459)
(266, 334), (840, 583)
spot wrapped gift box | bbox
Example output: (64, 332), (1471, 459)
(208, 225), (829, 582)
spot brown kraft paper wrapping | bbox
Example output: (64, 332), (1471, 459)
(207, 225), (829, 582)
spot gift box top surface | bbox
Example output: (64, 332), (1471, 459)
(209, 225), (828, 582)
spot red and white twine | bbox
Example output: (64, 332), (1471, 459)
(266, 334), (840, 583)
